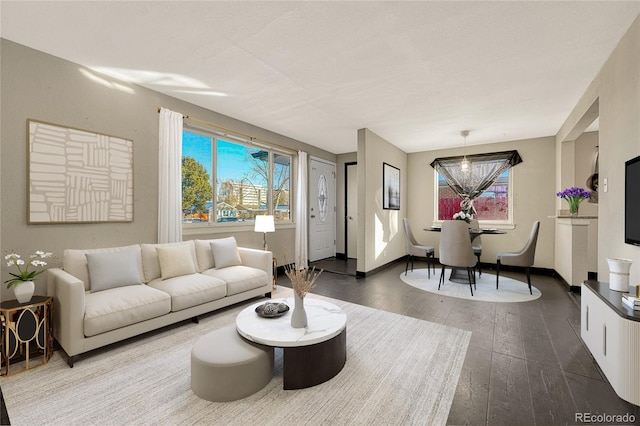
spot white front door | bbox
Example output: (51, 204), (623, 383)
(308, 158), (336, 262)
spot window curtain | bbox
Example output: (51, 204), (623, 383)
(430, 150), (522, 215)
(295, 151), (308, 269)
(158, 108), (184, 243)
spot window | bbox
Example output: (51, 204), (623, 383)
(436, 170), (511, 222)
(182, 129), (291, 224)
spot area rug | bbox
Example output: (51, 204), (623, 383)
(1, 291), (470, 426)
(400, 268), (542, 302)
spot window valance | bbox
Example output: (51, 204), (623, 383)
(430, 150), (522, 215)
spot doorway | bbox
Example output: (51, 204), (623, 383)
(345, 162), (357, 259)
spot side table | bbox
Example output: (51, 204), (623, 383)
(0, 296), (53, 376)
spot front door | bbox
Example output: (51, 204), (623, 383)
(308, 158), (336, 262)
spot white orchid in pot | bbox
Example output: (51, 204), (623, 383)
(5, 250), (53, 303)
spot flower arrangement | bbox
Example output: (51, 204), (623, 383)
(556, 186), (591, 215)
(4, 250), (53, 289)
(453, 211), (472, 223)
(284, 262), (323, 299)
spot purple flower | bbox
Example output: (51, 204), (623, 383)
(556, 187), (591, 214)
(556, 187), (591, 199)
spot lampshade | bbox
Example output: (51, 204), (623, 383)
(254, 215), (275, 233)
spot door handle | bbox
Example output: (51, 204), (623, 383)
(310, 215), (316, 218)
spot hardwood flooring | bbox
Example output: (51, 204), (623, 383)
(285, 258), (640, 425)
(2, 259), (637, 425)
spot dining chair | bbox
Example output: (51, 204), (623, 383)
(439, 220), (477, 296)
(402, 218), (435, 278)
(496, 221), (540, 295)
(469, 219), (482, 276)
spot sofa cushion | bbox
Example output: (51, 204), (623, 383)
(147, 274), (227, 312)
(210, 237), (242, 269)
(86, 249), (143, 293)
(141, 241), (198, 282)
(84, 285), (171, 337)
(194, 239), (216, 271)
(157, 245), (197, 279)
(63, 245), (143, 291)
(203, 266), (267, 296)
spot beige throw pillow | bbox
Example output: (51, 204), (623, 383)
(156, 244), (197, 279)
(210, 237), (242, 269)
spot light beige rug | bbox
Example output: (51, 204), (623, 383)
(401, 268), (542, 303)
(2, 291), (470, 426)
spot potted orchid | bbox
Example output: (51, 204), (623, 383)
(5, 250), (53, 303)
(556, 187), (591, 216)
(453, 211), (472, 223)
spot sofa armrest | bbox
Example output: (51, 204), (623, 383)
(238, 247), (273, 285)
(47, 268), (86, 356)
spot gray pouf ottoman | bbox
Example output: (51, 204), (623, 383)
(191, 325), (274, 402)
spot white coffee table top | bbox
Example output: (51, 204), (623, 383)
(236, 297), (347, 347)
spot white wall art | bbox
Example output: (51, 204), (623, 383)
(28, 120), (134, 223)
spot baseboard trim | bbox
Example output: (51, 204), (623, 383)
(356, 257), (404, 278)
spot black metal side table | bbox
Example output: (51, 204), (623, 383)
(0, 296), (53, 376)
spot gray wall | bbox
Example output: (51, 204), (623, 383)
(557, 14), (640, 283)
(357, 128), (408, 273)
(407, 136), (557, 269)
(0, 39), (335, 300)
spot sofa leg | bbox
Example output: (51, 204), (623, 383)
(266, 292), (272, 298)
(192, 316), (200, 324)
(67, 355), (76, 368)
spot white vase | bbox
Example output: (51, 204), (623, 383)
(290, 291), (308, 328)
(607, 258), (633, 292)
(13, 280), (35, 303)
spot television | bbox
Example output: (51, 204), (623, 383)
(625, 155), (640, 246)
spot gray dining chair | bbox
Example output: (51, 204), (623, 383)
(439, 220), (477, 296)
(496, 221), (540, 295)
(402, 218), (435, 278)
(469, 219), (482, 276)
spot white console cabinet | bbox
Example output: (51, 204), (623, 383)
(581, 282), (640, 406)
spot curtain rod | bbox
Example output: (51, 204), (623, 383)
(158, 107), (295, 153)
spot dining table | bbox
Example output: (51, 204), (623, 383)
(425, 225), (506, 284)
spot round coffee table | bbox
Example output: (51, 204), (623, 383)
(236, 297), (347, 390)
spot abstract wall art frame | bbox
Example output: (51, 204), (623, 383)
(383, 162), (400, 210)
(28, 119), (134, 224)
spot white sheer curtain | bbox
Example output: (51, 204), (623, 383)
(158, 108), (183, 243)
(295, 151), (308, 269)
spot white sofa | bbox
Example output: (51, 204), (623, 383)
(47, 237), (272, 367)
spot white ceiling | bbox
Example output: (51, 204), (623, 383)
(2, 1), (639, 154)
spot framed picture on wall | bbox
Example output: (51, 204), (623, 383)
(383, 162), (400, 210)
(27, 119), (134, 223)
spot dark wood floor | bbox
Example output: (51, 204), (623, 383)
(3, 259), (637, 425)
(285, 258), (640, 426)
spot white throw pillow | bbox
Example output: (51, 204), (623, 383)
(156, 244), (197, 279)
(86, 250), (143, 293)
(210, 237), (242, 269)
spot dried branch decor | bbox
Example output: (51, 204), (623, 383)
(284, 263), (323, 298)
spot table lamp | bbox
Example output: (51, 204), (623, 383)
(254, 215), (275, 251)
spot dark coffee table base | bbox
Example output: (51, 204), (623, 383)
(283, 328), (347, 390)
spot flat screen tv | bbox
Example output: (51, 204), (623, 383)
(625, 155), (640, 246)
